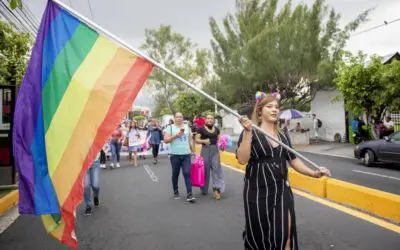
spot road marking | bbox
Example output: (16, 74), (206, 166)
(297, 150), (355, 159)
(222, 163), (400, 234)
(352, 170), (400, 181)
(143, 165), (159, 182)
(0, 206), (20, 234)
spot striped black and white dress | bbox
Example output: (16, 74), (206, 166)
(237, 129), (298, 250)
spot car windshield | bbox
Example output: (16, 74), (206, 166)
(390, 132), (400, 141)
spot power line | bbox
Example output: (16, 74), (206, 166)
(0, 0), (38, 36)
(350, 17), (400, 37)
(87, 0), (94, 20)
(21, 3), (40, 27)
(0, 1), (32, 34)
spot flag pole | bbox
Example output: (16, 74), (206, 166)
(51, 0), (321, 171)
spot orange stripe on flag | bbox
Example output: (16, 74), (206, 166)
(59, 57), (153, 247)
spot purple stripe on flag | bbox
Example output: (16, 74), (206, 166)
(12, 2), (60, 214)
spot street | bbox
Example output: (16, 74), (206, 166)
(1, 157), (399, 249)
(227, 144), (400, 195)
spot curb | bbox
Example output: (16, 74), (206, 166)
(203, 147), (400, 223)
(0, 190), (19, 214)
(326, 179), (400, 222)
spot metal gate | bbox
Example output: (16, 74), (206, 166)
(0, 85), (16, 185)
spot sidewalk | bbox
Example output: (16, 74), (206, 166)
(295, 141), (355, 159)
(231, 134), (355, 158)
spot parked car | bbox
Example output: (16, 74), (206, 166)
(354, 132), (400, 166)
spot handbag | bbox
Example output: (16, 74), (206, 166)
(190, 154), (205, 188)
(123, 137), (129, 147)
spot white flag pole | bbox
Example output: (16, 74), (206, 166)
(52, 0), (322, 171)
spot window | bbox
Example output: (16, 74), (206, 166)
(391, 132), (400, 141)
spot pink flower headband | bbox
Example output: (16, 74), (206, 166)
(255, 91), (281, 102)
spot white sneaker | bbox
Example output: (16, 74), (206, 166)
(110, 163), (114, 168)
(100, 164), (106, 169)
(116, 163), (120, 168)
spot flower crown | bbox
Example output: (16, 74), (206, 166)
(255, 91), (281, 102)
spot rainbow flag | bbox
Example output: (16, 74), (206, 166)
(13, 1), (153, 248)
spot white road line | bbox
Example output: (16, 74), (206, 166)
(0, 206), (20, 234)
(352, 170), (400, 181)
(143, 165), (159, 182)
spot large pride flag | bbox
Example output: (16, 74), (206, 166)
(12, 0), (153, 248)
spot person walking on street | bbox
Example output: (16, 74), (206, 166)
(128, 122), (141, 167)
(84, 152), (101, 216)
(146, 119), (163, 164)
(164, 112), (196, 203)
(195, 113), (225, 200)
(237, 93), (331, 250)
(312, 114), (320, 142)
(110, 125), (123, 168)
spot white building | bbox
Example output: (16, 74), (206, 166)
(310, 89), (347, 142)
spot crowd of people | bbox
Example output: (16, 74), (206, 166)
(82, 92), (331, 250)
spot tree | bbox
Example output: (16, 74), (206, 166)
(209, 0), (370, 111)
(0, 20), (32, 85)
(173, 91), (214, 118)
(8, 0), (22, 9)
(140, 25), (209, 117)
(335, 52), (386, 122)
(381, 60), (400, 112)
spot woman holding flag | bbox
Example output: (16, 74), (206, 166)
(237, 92), (330, 250)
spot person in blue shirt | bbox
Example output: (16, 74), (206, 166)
(164, 112), (196, 203)
(352, 117), (359, 133)
(146, 119), (164, 164)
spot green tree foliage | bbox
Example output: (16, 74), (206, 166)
(173, 91), (213, 118)
(335, 52), (384, 120)
(8, 0), (22, 9)
(0, 20), (32, 85)
(335, 51), (400, 121)
(140, 25), (209, 116)
(209, 0), (370, 111)
(381, 60), (400, 111)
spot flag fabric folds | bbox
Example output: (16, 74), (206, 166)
(12, 0), (153, 247)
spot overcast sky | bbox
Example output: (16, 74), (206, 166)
(25, 0), (400, 107)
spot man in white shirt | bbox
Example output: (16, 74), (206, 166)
(383, 116), (395, 137)
(384, 116), (394, 130)
(312, 114), (320, 142)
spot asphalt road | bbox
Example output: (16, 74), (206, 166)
(0, 157), (399, 249)
(227, 144), (400, 195)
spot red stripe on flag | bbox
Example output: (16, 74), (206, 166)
(58, 58), (153, 248)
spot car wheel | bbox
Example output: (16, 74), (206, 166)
(363, 149), (374, 167)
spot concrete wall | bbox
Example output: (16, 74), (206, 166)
(310, 90), (347, 142)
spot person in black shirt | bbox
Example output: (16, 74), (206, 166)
(195, 113), (225, 200)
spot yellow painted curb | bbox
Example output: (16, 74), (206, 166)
(198, 146), (400, 222)
(0, 190), (19, 214)
(326, 179), (400, 223)
(288, 168), (327, 197)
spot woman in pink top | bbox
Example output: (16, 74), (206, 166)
(110, 126), (123, 168)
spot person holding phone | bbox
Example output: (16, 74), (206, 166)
(164, 112), (196, 203)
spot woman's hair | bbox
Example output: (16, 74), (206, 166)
(251, 94), (280, 128)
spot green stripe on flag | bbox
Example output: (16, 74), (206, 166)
(42, 24), (98, 132)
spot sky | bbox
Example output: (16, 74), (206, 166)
(25, 0), (400, 108)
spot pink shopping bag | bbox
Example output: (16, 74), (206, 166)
(191, 155), (205, 188)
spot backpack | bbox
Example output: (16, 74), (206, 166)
(317, 119), (322, 128)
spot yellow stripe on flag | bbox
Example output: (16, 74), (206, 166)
(52, 49), (138, 204)
(45, 36), (119, 176)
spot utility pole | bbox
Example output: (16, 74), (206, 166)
(214, 92), (218, 113)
